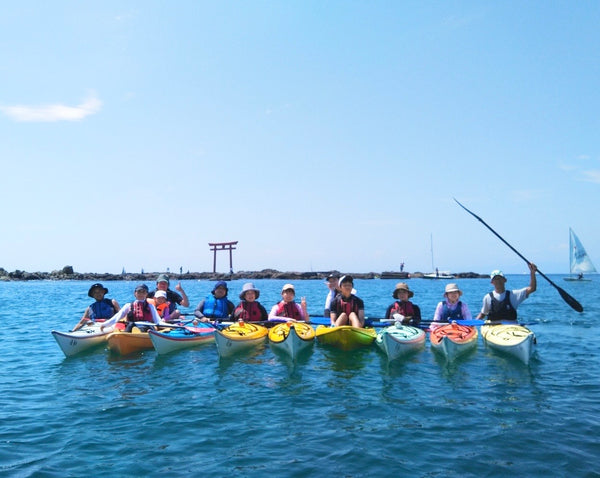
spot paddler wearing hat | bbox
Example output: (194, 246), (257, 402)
(384, 282), (422, 327)
(329, 275), (365, 327)
(73, 283), (121, 331)
(431, 283), (472, 326)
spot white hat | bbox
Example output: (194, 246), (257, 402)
(155, 290), (167, 299)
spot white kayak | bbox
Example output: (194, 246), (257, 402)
(481, 323), (535, 364)
(376, 323), (425, 361)
(51, 323), (112, 357)
(148, 324), (215, 354)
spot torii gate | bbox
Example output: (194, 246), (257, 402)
(208, 241), (238, 273)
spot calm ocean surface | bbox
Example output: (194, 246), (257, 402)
(1, 276), (599, 477)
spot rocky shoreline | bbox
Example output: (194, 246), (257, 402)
(0, 266), (487, 282)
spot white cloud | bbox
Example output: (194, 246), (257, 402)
(581, 170), (600, 184)
(0, 94), (102, 122)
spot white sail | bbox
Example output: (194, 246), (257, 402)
(570, 228), (596, 274)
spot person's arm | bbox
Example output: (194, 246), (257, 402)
(259, 303), (268, 321)
(461, 301), (473, 320)
(476, 295), (489, 319)
(432, 302), (443, 322)
(101, 304), (130, 330)
(194, 301), (205, 320)
(409, 305), (421, 326)
(526, 263), (537, 297)
(73, 306), (92, 331)
(148, 303), (164, 325)
(175, 283), (189, 307)
(111, 299), (121, 313)
(300, 297), (309, 322)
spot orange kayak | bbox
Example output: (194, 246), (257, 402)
(429, 322), (478, 361)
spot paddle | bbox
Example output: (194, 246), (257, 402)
(454, 198), (583, 313)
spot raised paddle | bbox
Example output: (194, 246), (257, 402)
(454, 198), (583, 312)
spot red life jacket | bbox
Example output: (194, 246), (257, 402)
(127, 301), (154, 322)
(235, 301), (263, 322)
(390, 300), (415, 317)
(275, 301), (302, 320)
(337, 296), (360, 316)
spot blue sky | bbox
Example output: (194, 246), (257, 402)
(1, 1), (598, 275)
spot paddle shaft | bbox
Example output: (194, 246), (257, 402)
(454, 198), (583, 312)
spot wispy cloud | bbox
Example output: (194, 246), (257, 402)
(0, 93), (102, 122)
(581, 170), (600, 184)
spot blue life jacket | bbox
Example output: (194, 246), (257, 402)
(489, 291), (517, 321)
(202, 296), (230, 318)
(440, 301), (464, 322)
(89, 298), (116, 320)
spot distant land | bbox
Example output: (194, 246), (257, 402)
(0, 266), (487, 281)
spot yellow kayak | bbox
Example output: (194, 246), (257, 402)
(315, 325), (376, 351)
(481, 323), (535, 364)
(268, 321), (315, 358)
(214, 321), (268, 358)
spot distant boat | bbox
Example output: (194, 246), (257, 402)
(564, 228), (596, 282)
(423, 234), (454, 280)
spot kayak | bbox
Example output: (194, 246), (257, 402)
(429, 322), (478, 361)
(315, 325), (376, 351)
(481, 323), (535, 364)
(268, 321), (315, 358)
(51, 323), (111, 357)
(376, 323), (425, 361)
(148, 324), (216, 354)
(107, 324), (161, 355)
(214, 321), (268, 358)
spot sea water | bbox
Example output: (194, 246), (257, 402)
(0, 276), (598, 477)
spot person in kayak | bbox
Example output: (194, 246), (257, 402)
(431, 283), (472, 326)
(148, 290), (173, 321)
(476, 263), (537, 322)
(233, 282), (268, 322)
(73, 283), (120, 331)
(329, 275), (365, 327)
(269, 283), (310, 322)
(194, 280), (235, 322)
(147, 273), (189, 321)
(384, 282), (422, 327)
(100, 284), (164, 332)
(323, 273), (340, 317)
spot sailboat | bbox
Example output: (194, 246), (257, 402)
(564, 228), (596, 282)
(423, 234), (454, 280)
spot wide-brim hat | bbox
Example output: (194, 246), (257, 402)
(212, 280), (228, 293)
(240, 282), (260, 299)
(393, 282), (413, 299)
(88, 283), (108, 297)
(444, 283), (462, 296)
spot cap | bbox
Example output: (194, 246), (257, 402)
(155, 290), (167, 299)
(281, 283), (295, 293)
(135, 284), (149, 293)
(490, 270), (505, 279)
(156, 273), (170, 284)
(339, 275), (354, 286)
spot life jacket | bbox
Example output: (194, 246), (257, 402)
(127, 300), (154, 322)
(235, 301), (264, 322)
(334, 295), (360, 316)
(439, 300), (464, 322)
(148, 300), (170, 319)
(202, 295), (230, 319)
(89, 298), (116, 320)
(488, 291), (517, 321)
(275, 301), (303, 320)
(390, 300), (415, 317)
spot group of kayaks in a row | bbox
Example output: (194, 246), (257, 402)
(52, 316), (536, 364)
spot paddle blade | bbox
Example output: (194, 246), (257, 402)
(557, 286), (584, 312)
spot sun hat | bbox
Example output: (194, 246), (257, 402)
(281, 283), (295, 293)
(212, 280), (228, 293)
(393, 282), (414, 299)
(154, 290), (167, 299)
(490, 270), (505, 280)
(240, 282), (260, 300)
(135, 284), (149, 293)
(88, 283), (108, 297)
(156, 273), (170, 284)
(444, 283), (462, 296)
